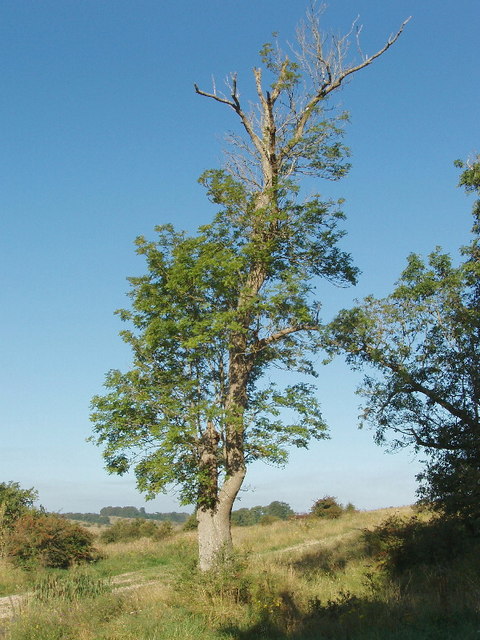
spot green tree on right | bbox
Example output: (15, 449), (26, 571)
(327, 157), (480, 530)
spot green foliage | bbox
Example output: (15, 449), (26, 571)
(101, 506), (142, 518)
(6, 512), (100, 569)
(0, 481), (38, 529)
(328, 159), (480, 528)
(90, 8), (362, 522)
(62, 512), (110, 525)
(182, 514), (198, 531)
(99, 506), (189, 522)
(99, 518), (173, 543)
(310, 496), (344, 519)
(90, 188), (352, 503)
(231, 501), (294, 526)
(265, 501), (295, 520)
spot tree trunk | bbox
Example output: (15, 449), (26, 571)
(196, 467), (246, 571)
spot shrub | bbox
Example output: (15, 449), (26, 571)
(7, 512), (100, 569)
(99, 518), (173, 543)
(182, 513), (198, 531)
(177, 550), (252, 606)
(310, 496), (343, 519)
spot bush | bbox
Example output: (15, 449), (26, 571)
(7, 512), (100, 569)
(310, 496), (343, 519)
(182, 513), (198, 531)
(177, 550), (252, 606)
(99, 518), (173, 543)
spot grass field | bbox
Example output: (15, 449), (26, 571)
(1, 506), (479, 639)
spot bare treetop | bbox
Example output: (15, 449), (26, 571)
(195, 7), (410, 192)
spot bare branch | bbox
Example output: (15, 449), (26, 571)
(194, 83), (236, 108)
(282, 16), (411, 160)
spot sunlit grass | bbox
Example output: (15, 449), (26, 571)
(3, 506), (480, 640)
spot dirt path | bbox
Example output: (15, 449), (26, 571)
(0, 571), (161, 621)
(259, 529), (359, 556)
(0, 593), (27, 621)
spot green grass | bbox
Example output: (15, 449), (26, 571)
(2, 507), (480, 639)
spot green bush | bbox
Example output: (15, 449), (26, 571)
(177, 550), (252, 606)
(310, 496), (343, 519)
(99, 518), (173, 543)
(6, 512), (100, 569)
(182, 513), (198, 531)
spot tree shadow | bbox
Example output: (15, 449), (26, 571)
(220, 590), (480, 640)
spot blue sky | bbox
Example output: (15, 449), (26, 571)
(1, 0), (478, 514)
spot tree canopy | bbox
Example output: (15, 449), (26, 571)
(328, 156), (480, 527)
(90, 6), (408, 568)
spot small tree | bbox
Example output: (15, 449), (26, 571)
(328, 157), (480, 529)
(266, 501), (295, 520)
(310, 495), (343, 519)
(91, 7), (409, 570)
(0, 481), (38, 556)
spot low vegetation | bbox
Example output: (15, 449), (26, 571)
(0, 482), (100, 571)
(99, 519), (174, 544)
(99, 506), (190, 523)
(231, 501), (294, 527)
(61, 507), (190, 526)
(309, 496), (355, 519)
(1, 504), (479, 639)
(7, 512), (100, 569)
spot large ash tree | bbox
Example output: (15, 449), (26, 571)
(90, 8), (408, 570)
(328, 158), (480, 529)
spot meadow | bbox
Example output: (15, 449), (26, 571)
(1, 506), (479, 640)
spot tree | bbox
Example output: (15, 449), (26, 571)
(310, 495), (343, 519)
(90, 7), (409, 570)
(0, 481), (38, 529)
(265, 500), (294, 520)
(327, 157), (480, 528)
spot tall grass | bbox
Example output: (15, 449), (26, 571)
(33, 569), (111, 602)
(3, 507), (480, 639)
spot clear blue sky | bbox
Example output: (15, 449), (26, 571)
(1, 0), (478, 514)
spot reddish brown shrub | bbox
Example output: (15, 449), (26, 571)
(7, 512), (100, 569)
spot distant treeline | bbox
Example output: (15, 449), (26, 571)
(231, 501), (294, 526)
(63, 507), (190, 525)
(62, 512), (111, 525)
(99, 506), (190, 523)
